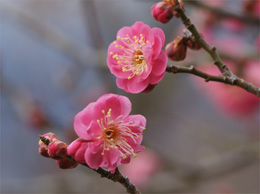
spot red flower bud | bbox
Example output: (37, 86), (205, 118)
(43, 132), (60, 143)
(38, 139), (49, 158)
(152, 1), (174, 23)
(48, 141), (68, 160)
(56, 158), (78, 169)
(186, 37), (201, 50)
(165, 37), (187, 61)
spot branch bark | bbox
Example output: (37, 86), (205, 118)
(171, 0), (260, 97)
(166, 65), (228, 83)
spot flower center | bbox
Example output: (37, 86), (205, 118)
(110, 34), (149, 79)
(96, 109), (142, 159)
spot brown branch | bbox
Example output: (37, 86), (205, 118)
(184, 0), (260, 26)
(166, 65), (227, 83)
(39, 136), (141, 194)
(171, 0), (260, 97)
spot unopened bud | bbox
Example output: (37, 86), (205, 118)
(152, 1), (174, 23)
(38, 139), (49, 158)
(56, 158), (78, 169)
(186, 37), (201, 50)
(42, 132), (60, 143)
(48, 141), (68, 160)
(166, 37), (187, 61)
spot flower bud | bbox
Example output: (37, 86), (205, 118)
(166, 37), (187, 61)
(43, 132), (60, 143)
(67, 138), (89, 163)
(152, 1), (174, 23)
(48, 141), (68, 160)
(186, 37), (201, 50)
(56, 158), (78, 169)
(38, 139), (49, 158)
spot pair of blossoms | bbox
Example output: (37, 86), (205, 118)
(40, 1), (188, 173)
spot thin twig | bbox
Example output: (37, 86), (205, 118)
(39, 136), (141, 194)
(171, 0), (260, 97)
(185, 0), (260, 26)
(166, 65), (227, 83)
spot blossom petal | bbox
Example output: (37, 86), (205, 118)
(152, 27), (165, 46)
(67, 138), (88, 163)
(127, 77), (150, 93)
(117, 26), (134, 39)
(132, 21), (154, 44)
(95, 94), (132, 120)
(125, 115), (146, 130)
(116, 78), (130, 93)
(74, 103), (96, 139)
(85, 145), (103, 169)
(149, 72), (165, 85)
(152, 35), (163, 59)
(107, 43), (132, 79)
(121, 156), (131, 164)
(151, 50), (167, 76)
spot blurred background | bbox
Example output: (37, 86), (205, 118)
(1, 0), (259, 193)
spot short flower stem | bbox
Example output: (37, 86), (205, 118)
(170, 0), (260, 97)
(39, 136), (141, 194)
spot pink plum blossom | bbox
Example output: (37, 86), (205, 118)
(67, 138), (89, 163)
(152, 1), (174, 23)
(72, 93), (146, 173)
(107, 21), (167, 93)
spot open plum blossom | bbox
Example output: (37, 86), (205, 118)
(70, 94), (146, 173)
(107, 21), (167, 93)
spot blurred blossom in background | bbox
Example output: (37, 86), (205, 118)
(1, 0), (259, 193)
